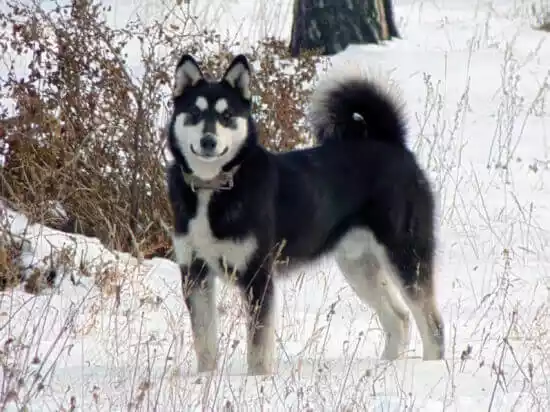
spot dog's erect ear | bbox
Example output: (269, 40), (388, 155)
(222, 54), (252, 100)
(173, 54), (204, 98)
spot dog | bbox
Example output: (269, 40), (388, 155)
(166, 53), (445, 375)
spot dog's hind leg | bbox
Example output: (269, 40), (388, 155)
(336, 229), (411, 360)
(396, 256), (445, 360)
(181, 257), (218, 373)
(239, 267), (276, 375)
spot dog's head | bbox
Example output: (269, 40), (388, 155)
(168, 54), (253, 180)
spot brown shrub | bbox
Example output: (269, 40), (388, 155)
(0, 0), (321, 261)
(0, 233), (21, 291)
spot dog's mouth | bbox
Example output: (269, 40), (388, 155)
(190, 145), (229, 160)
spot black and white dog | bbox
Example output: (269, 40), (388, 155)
(166, 53), (445, 375)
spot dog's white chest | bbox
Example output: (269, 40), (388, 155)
(173, 190), (257, 275)
(188, 191), (214, 244)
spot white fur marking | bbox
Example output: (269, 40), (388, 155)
(336, 228), (411, 360)
(189, 190), (257, 276)
(338, 229), (443, 360)
(174, 186), (257, 374)
(172, 233), (192, 267)
(173, 113), (249, 180)
(195, 96), (208, 111)
(352, 112), (364, 122)
(187, 275), (218, 371)
(215, 116), (248, 160)
(215, 98), (228, 114)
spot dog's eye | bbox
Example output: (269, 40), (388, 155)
(188, 108), (201, 122)
(220, 110), (233, 123)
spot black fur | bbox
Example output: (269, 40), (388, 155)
(309, 77), (407, 147)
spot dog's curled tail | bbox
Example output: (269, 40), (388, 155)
(308, 66), (407, 147)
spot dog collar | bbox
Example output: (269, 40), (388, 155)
(181, 164), (241, 192)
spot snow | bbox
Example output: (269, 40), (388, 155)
(2, 0), (550, 410)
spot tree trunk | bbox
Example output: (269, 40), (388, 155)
(290, 0), (400, 57)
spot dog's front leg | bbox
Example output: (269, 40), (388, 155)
(181, 257), (218, 373)
(239, 266), (276, 375)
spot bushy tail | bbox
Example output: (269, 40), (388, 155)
(308, 66), (407, 147)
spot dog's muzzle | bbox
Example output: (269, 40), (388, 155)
(191, 134), (228, 158)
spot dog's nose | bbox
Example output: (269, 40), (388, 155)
(200, 135), (217, 151)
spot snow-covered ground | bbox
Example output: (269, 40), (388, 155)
(2, 0), (550, 410)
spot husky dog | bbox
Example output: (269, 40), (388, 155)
(166, 53), (445, 375)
